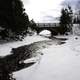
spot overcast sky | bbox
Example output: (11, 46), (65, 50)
(22, 0), (79, 23)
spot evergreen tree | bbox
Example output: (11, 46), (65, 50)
(12, 0), (30, 35)
(59, 8), (67, 34)
(0, 0), (14, 29)
(59, 5), (73, 34)
(30, 19), (37, 30)
(0, 0), (30, 39)
(67, 5), (73, 33)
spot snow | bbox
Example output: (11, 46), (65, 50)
(13, 35), (80, 80)
(0, 30), (80, 80)
(39, 30), (51, 36)
(0, 35), (49, 56)
(73, 24), (80, 36)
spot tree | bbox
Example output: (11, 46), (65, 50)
(0, 0), (30, 40)
(59, 5), (73, 34)
(30, 19), (37, 30)
(0, 0), (14, 29)
(12, 0), (30, 36)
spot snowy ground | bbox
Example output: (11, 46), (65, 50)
(0, 29), (80, 80)
(11, 35), (80, 80)
(0, 35), (49, 56)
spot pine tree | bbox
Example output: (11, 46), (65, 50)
(0, 0), (30, 39)
(67, 5), (73, 33)
(0, 0), (14, 29)
(12, 0), (30, 35)
(59, 5), (73, 34)
(0, 0), (14, 39)
(59, 8), (68, 34)
(30, 19), (37, 30)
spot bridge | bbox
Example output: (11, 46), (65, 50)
(34, 23), (60, 36)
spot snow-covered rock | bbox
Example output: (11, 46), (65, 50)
(39, 30), (51, 36)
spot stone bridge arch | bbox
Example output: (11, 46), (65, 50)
(35, 27), (59, 36)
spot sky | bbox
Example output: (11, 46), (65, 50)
(22, 0), (79, 23)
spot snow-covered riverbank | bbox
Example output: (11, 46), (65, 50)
(0, 34), (80, 80)
(0, 35), (49, 56)
(13, 35), (80, 80)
